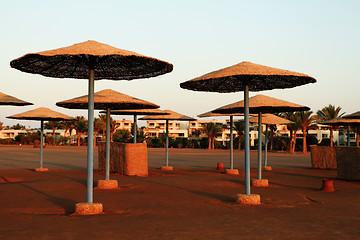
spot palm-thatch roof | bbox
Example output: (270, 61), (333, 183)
(0, 92), (33, 106)
(102, 109), (170, 116)
(56, 89), (160, 110)
(180, 61), (316, 93)
(320, 118), (360, 126)
(197, 111), (244, 118)
(10, 40), (173, 80)
(342, 111), (360, 119)
(139, 110), (195, 121)
(249, 114), (294, 125)
(7, 107), (72, 121)
(212, 94), (309, 114)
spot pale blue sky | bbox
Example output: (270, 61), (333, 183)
(1, 0), (359, 127)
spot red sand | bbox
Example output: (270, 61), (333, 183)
(0, 146), (359, 239)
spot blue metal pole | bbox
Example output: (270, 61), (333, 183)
(264, 124), (269, 167)
(257, 112), (262, 180)
(230, 116), (234, 169)
(87, 68), (95, 203)
(133, 115), (137, 143)
(347, 125), (350, 147)
(244, 82), (250, 195)
(105, 108), (111, 180)
(40, 120), (44, 169)
(165, 119), (169, 166)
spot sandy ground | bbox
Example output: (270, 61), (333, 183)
(0, 146), (359, 240)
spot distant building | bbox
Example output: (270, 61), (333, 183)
(143, 120), (188, 138)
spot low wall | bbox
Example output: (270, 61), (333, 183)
(98, 142), (148, 177)
(336, 147), (360, 181)
(309, 145), (337, 169)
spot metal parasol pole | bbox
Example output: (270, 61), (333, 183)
(133, 115), (137, 143)
(264, 124), (269, 167)
(105, 108), (111, 180)
(165, 119), (169, 166)
(257, 112), (262, 180)
(347, 125), (350, 147)
(244, 82), (250, 195)
(40, 120), (44, 169)
(230, 116), (234, 169)
(87, 68), (95, 203)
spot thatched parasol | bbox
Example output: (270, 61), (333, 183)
(139, 110), (195, 169)
(211, 94), (310, 114)
(57, 89), (160, 185)
(343, 111), (360, 119)
(56, 89), (159, 110)
(100, 108), (169, 148)
(101, 108), (170, 143)
(249, 113), (294, 168)
(249, 113), (294, 125)
(7, 107), (72, 171)
(10, 40), (173, 208)
(321, 118), (360, 147)
(0, 92), (33, 106)
(197, 111), (244, 171)
(180, 61), (316, 198)
(212, 94), (309, 183)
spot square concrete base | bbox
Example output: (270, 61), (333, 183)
(251, 179), (269, 187)
(75, 203), (103, 215)
(225, 169), (239, 175)
(236, 194), (261, 205)
(161, 166), (173, 171)
(263, 166), (272, 171)
(97, 179), (119, 189)
(35, 168), (48, 172)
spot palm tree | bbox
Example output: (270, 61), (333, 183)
(202, 123), (224, 149)
(296, 111), (315, 153)
(316, 105), (344, 147)
(94, 117), (105, 147)
(44, 121), (59, 136)
(99, 114), (119, 141)
(73, 116), (88, 146)
(233, 120), (244, 150)
(282, 112), (301, 153)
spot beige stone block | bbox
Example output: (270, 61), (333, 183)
(97, 179), (118, 189)
(251, 179), (269, 187)
(161, 166), (173, 171)
(225, 169), (239, 175)
(35, 168), (48, 172)
(236, 194), (261, 205)
(75, 203), (103, 215)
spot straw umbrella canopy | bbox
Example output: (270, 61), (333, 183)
(7, 107), (72, 170)
(212, 94), (310, 182)
(57, 89), (160, 183)
(197, 111), (244, 170)
(139, 110), (195, 169)
(180, 61), (316, 196)
(321, 118), (360, 147)
(100, 109), (170, 143)
(0, 92), (33, 106)
(10, 40), (173, 206)
(249, 114), (294, 168)
(343, 111), (360, 119)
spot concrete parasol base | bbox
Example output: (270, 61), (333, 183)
(161, 166), (173, 171)
(236, 194), (261, 205)
(96, 179), (119, 189)
(225, 169), (239, 175)
(35, 168), (48, 172)
(75, 203), (103, 215)
(263, 166), (272, 171)
(251, 179), (269, 187)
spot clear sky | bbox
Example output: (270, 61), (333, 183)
(1, 0), (359, 128)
